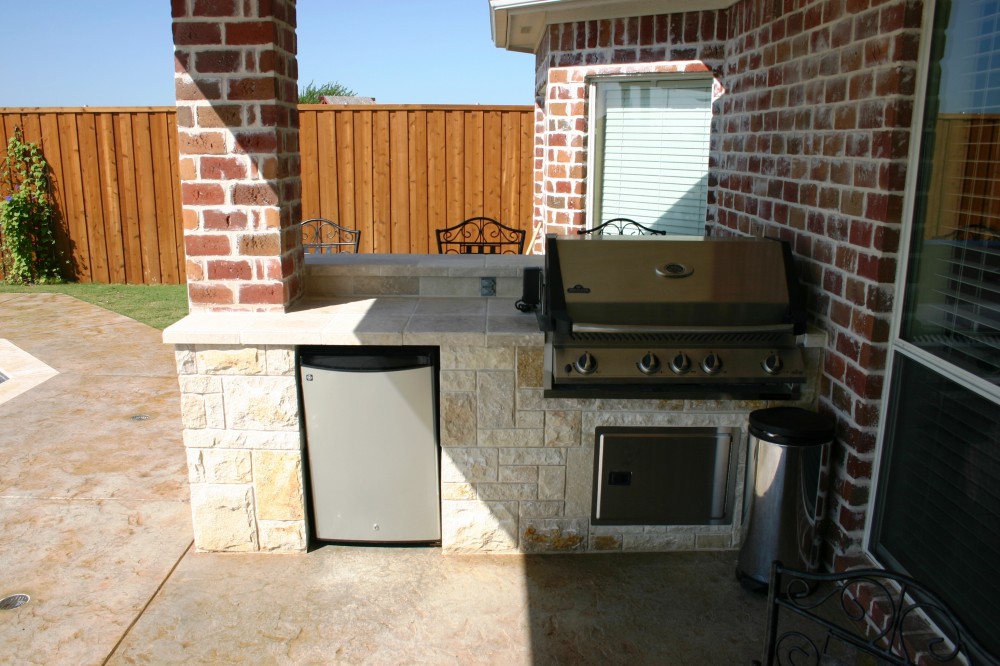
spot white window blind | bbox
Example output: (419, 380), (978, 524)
(593, 78), (712, 236)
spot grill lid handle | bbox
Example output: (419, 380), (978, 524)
(570, 323), (795, 335)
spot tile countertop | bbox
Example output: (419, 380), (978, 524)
(162, 295), (544, 347)
(163, 254), (546, 347)
(162, 253), (827, 349)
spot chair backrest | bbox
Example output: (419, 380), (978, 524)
(578, 218), (667, 236)
(436, 217), (526, 254)
(300, 218), (361, 254)
(754, 561), (997, 666)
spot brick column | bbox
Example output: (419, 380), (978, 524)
(172, 0), (302, 311)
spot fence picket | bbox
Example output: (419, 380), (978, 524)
(372, 110), (391, 254)
(389, 111), (410, 254)
(426, 110), (447, 241)
(353, 111), (375, 253)
(134, 113), (163, 283)
(95, 113), (126, 284)
(465, 110), (485, 218)
(314, 110), (338, 222)
(445, 110), (465, 226)
(334, 111), (356, 242)
(57, 112), (91, 281)
(114, 114), (144, 284)
(150, 112), (180, 284)
(408, 110), (429, 254)
(165, 114), (186, 284)
(299, 109), (320, 220)
(484, 111), (503, 220)
(37, 113), (72, 268)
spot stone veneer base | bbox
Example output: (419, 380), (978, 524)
(165, 254), (824, 554)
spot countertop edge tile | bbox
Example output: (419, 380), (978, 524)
(486, 333), (546, 347)
(404, 332), (487, 347)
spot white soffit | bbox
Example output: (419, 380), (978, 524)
(490, 0), (739, 53)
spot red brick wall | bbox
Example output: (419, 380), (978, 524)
(535, 0), (924, 567)
(722, 0), (922, 568)
(172, 0), (303, 311)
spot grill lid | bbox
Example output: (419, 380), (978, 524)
(542, 234), (805, 334)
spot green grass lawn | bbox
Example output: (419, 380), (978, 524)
(0, 282), (189, 330)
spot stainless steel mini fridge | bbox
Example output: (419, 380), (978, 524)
(299, 348), (440, 543)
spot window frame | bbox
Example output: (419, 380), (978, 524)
(584, 73), (716, 235)
(865, 0), (1000, 556)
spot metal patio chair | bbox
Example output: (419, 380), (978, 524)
(300, 218), (361, 254)
(578, 218), (667, 236)
(753, 561), (997, 666)
(436, 216), (525, 254)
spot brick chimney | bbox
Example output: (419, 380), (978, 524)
(172, 0), (302, 311)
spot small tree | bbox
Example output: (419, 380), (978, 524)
(0, 127), (62, 284)
(299, 80), (358, 104)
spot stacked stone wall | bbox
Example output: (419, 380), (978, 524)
(176, 344), (305, 552)
(173, 331), (822, 554)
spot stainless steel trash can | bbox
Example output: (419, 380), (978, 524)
(736, 407), (834, 590)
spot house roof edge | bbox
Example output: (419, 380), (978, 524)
(489, 0), (739, 53)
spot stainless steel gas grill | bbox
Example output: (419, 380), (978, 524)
(537, 234), (808, 400)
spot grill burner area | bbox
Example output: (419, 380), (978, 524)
(538, 234), (808, 400)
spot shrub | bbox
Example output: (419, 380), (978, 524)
(0, 127), (61, 284)
(299, 80), (357, 104)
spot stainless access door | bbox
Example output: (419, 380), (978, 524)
(300, 349), (440, 542)
(592, 426), (740, 525)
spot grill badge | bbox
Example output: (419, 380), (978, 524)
(655, 262), (694, 278)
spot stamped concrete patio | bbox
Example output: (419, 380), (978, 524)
(0, 292), (767, 665)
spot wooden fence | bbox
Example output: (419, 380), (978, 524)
(299, 105), (535, 255)
(0, 104), (535, 284)
(1, 107), (184, 284)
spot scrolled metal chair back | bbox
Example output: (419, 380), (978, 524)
(436, 217), (526, 254)
(754, 562), (996, 666)
(578, 217), (667, 236)
(301, 218), (361, 254)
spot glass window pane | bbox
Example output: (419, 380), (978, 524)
(591, 78), (712, 236)
(901, 0), (1000, 385)
(871, 354), (1000, 656)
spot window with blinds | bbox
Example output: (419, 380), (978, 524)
(871, 0), (1000, 657)
(589, 77), (712, 236)
(902, 0), (1000, 382)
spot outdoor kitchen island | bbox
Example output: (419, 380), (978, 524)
(164, 252), (825, 555)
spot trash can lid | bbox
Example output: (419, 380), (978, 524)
(748, 407), (835, 445)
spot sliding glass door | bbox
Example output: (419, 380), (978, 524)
(870, 0), (1000, 654)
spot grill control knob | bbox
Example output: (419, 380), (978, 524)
(574, 351), (598, 375)
(762, 352), (784, 375)
(701, 352), (723, 375)
(669, 352), (692, 375)
(637, 352), (661, 375)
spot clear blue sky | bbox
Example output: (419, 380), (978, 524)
(0, 1), (536, 107)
